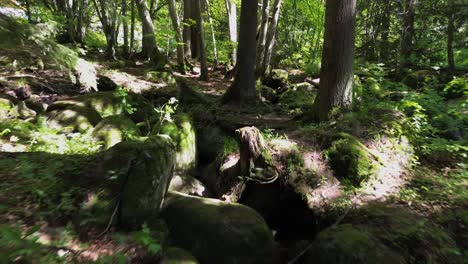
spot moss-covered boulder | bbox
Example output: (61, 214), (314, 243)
(326, 133), (375, 186)
(91, 115), (140, 149)
(11, 101), (36, 120)
(169, 175), (210, 197)
(306, 205), (463, 264)
(0, 95), (16, 118)
(279, 83), (317, 108)
(402, 70), (438, 89)
(161, 192), (277, 264)
(258, 85), (278, 103)
(145, 71), (176, 85)
(161, 247), (199, 264)
(97, 136), (175, 226)
(47, 91), (155, 123)
(306, 224), (405, 264)
(46, 105), (102, 132)
(152, 114), (196, 173)
(264, 69), (289, 90)
(443, 77), (467, 99)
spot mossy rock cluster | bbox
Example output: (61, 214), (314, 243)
(278, 83), (317, 109)
(45, 91), (155, 132)
(91, 115), (140, 149)
(264, 69), (289, 90)
(161, 247), (199, 264)
(96, 136), (176, 227)
(443, 76), (467, 99)
(145, 71), (176, 85)
(402, 70), (438, 89)
(306, 204), (463, 264)
(326, 133), (375, 186)
(161, 192), (277, 264)
(152, 114), (196, 173)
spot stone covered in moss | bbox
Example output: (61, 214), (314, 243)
(161, 192), (277, 264)
(145, 71), (176, 85)
(46, 105), (102, 132)
(307, 224), (405, 264)
(0, 94), (17, 118)
(161, 247), (199, 264)
(98, 136), (175, 226)
(326, 133), (375, 186)
(92, 115), (140, 149)
(152, 114), (196, 173)
(278, 83), (317, 109)
(264, 69), (289, 90)
(47, 91), (155, 123)
(402, 70), (438, 89)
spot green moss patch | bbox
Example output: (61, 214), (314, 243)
(92, 115), (140, 149)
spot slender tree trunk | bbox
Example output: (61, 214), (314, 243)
(130, 0), (135, 55)
(76, 0), (88, 44)
(195, 0), (209, 80)
(122, 0), (129, 55)
(136, 0), (164, 65)
(400, 0), (416, 71)
(204, 0), (218, 68)
(261, 0), (282, 78)
(380, 0), (391, 62)
(222, 0), (258, 104)
(256, 0), (269, 77)
(183, 0), (192, 59)
(312, 0), (357, 121)
(225, 0), (237, 67)
(447, 0), (455, 72)
(168, 0), (186, 73)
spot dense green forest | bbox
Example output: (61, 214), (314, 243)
(0, 0), (467, 262)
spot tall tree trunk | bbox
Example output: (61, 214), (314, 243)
(183, 0), (192, 59)
(380, 0), (391, 62)
(256, 0), (269, 77)
(222, 0), (258, 104)
(204, 0), (218, 68)
(399, 0), (416, 71)
(447, 0), (455, 72)
(195, 0), (209, 80)
(77, 0), (88, 44)
(312, 0), (357, 121)
(136, 0), (164, 65)
(122, 0), (129, 55)
(261, 0), (282, 78)
(168, 0), (186, 73)
(130, 0), (135, 55)
(92, 0), (117, 58)
(225, 0), (237, 67)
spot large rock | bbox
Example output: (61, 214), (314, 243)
(47, 91), (155, 122)
(326, 133), (375, 186)
(402, 70), (438, 89)
(306, 224), (405, 264)
(161, 192), (277, 264)
(306, 205), (463, 264)
(264, 69), (289, 90)
(46, 105), (102, 132)
(168, 175), (210, 197)
(74, 58), (97, 92)
(91, 115), (140, 149)
(197, 125), (230, 165)
(152, 114), (196, 173)
(278, 83), (317, 109)
(98, 136), (175, 226)
(0, 95), (16, 118)
(161, 247), (199, 264)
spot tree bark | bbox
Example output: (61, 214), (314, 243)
(256, 0), (269, 77)
(261, 0), (282, 78)
(168, 0), (186, 73)
(380, 0), (391, 62)
(225, 0), (238, 67)
(194, 0), (209, 80)
(400, 0), (416, 71)
(183, 0), (192, 59)
(130, 0), (135, 55)
(447, 0), (455, 72)
(312, 0), (357, 121)
(122, 0), (129, 55)
(222, 0), (258, 104)
(204, 0), (218, 68)
(136, 0), (164, 65)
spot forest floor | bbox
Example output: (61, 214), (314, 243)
(1, 58), (467, 263)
